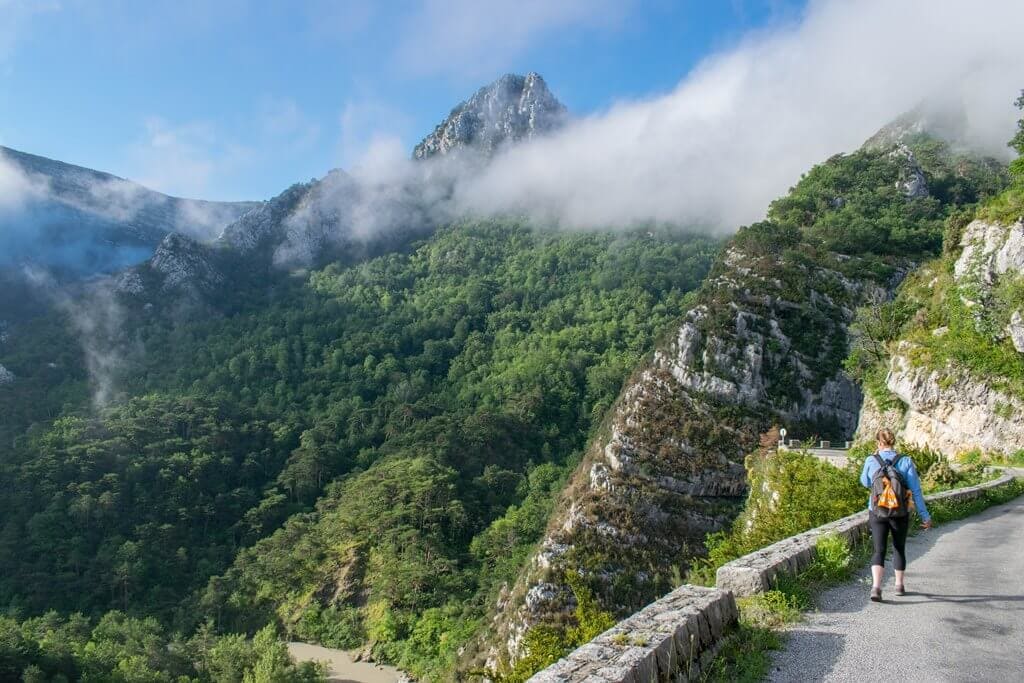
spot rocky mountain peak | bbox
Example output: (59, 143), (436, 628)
(148, 232), (224, 292)
(413, 72), (566, 160)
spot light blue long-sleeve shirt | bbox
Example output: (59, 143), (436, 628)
(859, 448), (930, 522)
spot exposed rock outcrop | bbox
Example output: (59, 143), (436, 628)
(889, 144), (929, 199)
(477, 235), (893, 670)
(861, 218), (1024, 455)
(149, 233), (226, 293)
(1010, 310), (1024, 353)
(0, 364), (14, 385)
(885, 350), (1024, 456)
(953, 218), (1024, 285)
(413, 72), (565, 160)
(217, 73), (566, 270)
(853, 393), (906, 441)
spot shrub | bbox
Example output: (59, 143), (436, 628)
(689, 448), (864, 584)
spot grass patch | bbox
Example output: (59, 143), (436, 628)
(702, 534), (859, 682)
(956, 448), (1024, 469)
(702, 623), (784, 683)
(926, 477), (1024, 525)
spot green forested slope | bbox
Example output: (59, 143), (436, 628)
(0, 220), (717, 679)
(479, 132), (1008, 679)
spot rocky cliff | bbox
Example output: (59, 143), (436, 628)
(856, 217), (1024, 456)
(474, 134), (1007, 673)
(135, 73), (563, 295)
(413, 72), (565, 160)
(479, 237), (889, 669)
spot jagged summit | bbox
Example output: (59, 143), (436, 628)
(413, 72), (566, 160)
(117, 74), (568, 298)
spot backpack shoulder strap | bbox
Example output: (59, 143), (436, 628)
(872, 453), (886, 470)
(888, 454), (910, 486)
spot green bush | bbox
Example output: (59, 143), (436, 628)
(689, 449), (864, 584)
(802, 533), (854, 584)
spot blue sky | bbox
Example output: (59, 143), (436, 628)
(0, 0), (805, 202)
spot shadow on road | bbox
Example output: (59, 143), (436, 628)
(891, 591), (1024, 605)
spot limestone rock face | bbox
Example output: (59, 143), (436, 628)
(113, 271), (145, 296)
(413, 73), (566, 160)
(853, 393), (905, 442)
(1009, 310), (1024, 354)
(888, 144), (929, 198)
(886, 350), (1024, 457)
(953, 218), (1024, 285)
(0, 364), (14, 385)
(217, 73), (567, 270)
(864, 218), (1024, 455)
(150, 233), (225, 293)
(219, 182), (312, 255)
(477, 238), (895, 670)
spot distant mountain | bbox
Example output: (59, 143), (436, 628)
(0, 145), (258, 278)
(128, 73), (565, 294)
(413, 72), (566, 160)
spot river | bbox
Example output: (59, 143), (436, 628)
(287, 642), (401, 683)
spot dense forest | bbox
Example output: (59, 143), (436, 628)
(0, 221), (718, 679)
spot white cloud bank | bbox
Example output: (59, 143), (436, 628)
(449, 0), (1024, 232)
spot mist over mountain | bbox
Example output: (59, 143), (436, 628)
(0, 145), (257, 277)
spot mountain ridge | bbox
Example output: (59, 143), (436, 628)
(0, 144), (258, 278)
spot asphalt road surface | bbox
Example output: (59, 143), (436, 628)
(769, 495), (1024, 682)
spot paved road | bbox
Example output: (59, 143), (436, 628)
(769, 496), (1024, 682)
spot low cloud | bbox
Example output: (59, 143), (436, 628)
(0, 148), (48, 210)
(448, 0), (1024, 231)
(0, 145), (247, 269)
(128, 117), (253, 200)
(339, 99), (414, 169)
(22, 266), (136, 409)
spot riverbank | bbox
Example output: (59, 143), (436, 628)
(287, 642), (401, 683)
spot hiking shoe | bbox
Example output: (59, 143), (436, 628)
(870, 586), (882, 602)
(895, 584), (906, 596)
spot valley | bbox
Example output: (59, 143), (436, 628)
(1, 33), (1023, 683)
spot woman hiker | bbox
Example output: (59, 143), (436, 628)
(859, 428), (931, 602)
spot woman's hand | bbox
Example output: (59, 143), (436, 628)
(921, 519), (933, 530)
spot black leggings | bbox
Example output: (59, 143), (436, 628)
(869, 513), (910, 570)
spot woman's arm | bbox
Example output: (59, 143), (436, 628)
(860, 456), (873, 488)
(903, 460), (931, 522)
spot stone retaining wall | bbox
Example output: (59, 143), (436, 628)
(716, 473), (1015, 596)
(527, 585), (737, 683)
(530, 473), (1016, 681)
